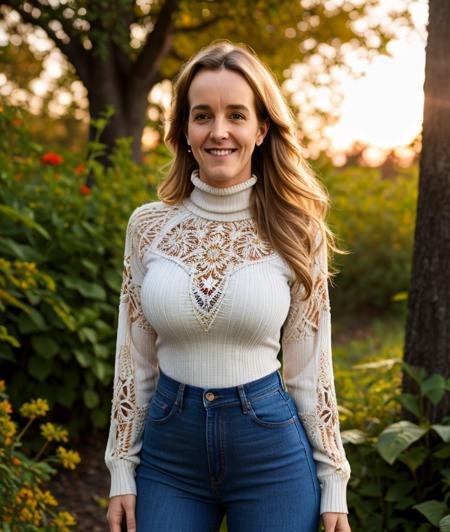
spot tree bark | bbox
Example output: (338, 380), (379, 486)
(402, 0), (450, 423)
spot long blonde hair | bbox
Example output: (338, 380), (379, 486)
(158, 39), (346, 300)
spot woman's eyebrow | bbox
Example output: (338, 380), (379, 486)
(191, 104), (250, 112)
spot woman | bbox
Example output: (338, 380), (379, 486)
(105, 40), (351, 532)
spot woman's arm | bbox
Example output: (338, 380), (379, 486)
(281, 228), (351, 515)
(104, 205), (159, 498)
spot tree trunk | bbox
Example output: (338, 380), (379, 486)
(402, 0), (450, 423)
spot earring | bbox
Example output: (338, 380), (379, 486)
(187, 141), (191, 153)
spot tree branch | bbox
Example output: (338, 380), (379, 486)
(1, 2), (89, 84)
(173, 14), (227, 33)
(132, 0), (178, 91)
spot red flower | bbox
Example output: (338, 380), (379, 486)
(79, 184), (91, 195)
(74, 164), (86, 176)
(11, 118), (22, 126)
(41, 152), (63, 165)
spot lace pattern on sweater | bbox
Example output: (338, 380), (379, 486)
(299, 347), (350, 474)
(156, 215), (275, 332)
(110, 343), (149, 458)
(110, 203), (172, 458)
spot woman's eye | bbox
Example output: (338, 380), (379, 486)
(231, 113), (245, 120)
(194, 114), (208, 120)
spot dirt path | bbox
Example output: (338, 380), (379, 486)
(47, 429), (110, 531)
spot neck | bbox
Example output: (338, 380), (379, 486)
(182, 168), (257, 221)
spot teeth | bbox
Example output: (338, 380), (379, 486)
(208, 149), (234, 156)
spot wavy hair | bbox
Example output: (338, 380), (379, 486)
(158, 39), (347, 300)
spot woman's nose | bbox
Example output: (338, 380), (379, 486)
(209, 118), (229, 140)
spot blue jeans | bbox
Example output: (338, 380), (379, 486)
(135, 368), (321, 531)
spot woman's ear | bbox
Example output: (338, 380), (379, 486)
(257, 118), (270, 145)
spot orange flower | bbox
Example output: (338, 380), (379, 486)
(14, 174), (22, 182)
(79, 184), (91, 195)
(11, 118), (22, 126)
(74, 164), (86, 176)
(41, 152), (63, 166)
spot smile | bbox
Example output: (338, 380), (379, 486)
(205, 149), (237, 157)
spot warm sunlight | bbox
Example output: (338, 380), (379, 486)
(325, 34), (425, 153)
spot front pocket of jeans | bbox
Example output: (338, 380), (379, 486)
(248, 389), (295, 429)
(147, 391), (178, 425)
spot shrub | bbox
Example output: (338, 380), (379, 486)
(0, 102), (158, 434)
(0, 379), (80, 531)
(343, 362), (450, 531)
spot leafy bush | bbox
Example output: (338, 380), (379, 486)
(0, 379), (80, 530)
(343, 362), (450, 531)
(0, 102), (158, 434)
(323, 164), (418, 312)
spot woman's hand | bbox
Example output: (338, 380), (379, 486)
(106, 494), (136, 532)
(321, 512), (351, 532)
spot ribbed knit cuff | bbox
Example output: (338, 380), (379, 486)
(108, 459), (137, 498)
(319, 472), (349, 514)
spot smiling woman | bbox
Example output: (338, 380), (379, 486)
(185, 68), (269, 188)
(105, 39), (352, 532)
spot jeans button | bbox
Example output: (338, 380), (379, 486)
(205, 392), (215, 401)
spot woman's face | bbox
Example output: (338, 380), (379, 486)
(186, 68), (268, 188)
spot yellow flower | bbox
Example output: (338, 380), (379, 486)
(18, 507), (34, 522)
(40, 422), (68, 442)
(20, 398), (50, 418)
(56, 446), (81, 470)
(1, 419), (17, 440)
(0, 399), (12, 414)
(0, 380), (5, 393)
(35, 486), (58, 507)
(52, 511), (76, 531)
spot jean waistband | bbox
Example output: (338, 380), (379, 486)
(155, 368), (287, 411)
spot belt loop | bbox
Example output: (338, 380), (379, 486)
(176, 383), (185, 412)
(237, 384), (251, 415)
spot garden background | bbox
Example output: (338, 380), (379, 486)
(0, 0), (449, 531)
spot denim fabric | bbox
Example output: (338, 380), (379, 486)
(135, 368), (321, 532)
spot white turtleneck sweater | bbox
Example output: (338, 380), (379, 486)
(104, 169), (351, 515)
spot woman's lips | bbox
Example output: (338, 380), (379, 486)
(205, 149), (237, 158)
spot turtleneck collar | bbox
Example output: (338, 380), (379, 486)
(182, 168), (257, 221)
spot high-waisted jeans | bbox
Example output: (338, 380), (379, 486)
(135, 368), (321, 532)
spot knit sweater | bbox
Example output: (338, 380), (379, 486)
(104, 168), (351, 515)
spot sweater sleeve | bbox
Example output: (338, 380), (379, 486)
(281, 229), (351, 515)
(104, 206), (159, 498)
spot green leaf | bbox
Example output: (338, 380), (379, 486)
(398, 446), (428, 473)
(434, 447), (450, 459)
(375, 420), (428, 464)
(104, 268), (122, 292)
(341, 429), (368, 444)
(80, 259), (99, 276)
(91, 359), (110, 382)
(58, 387), (76, 408)
(62, 276), (106, 300)
(422, 375), (446, 405)
(31, 335), (58, 359)
(17, 309), (47, 333)
(432, 425), (450, 443)
(73, 348), (93, 368)
(385, 480), (415, 502)
(0, 205), (50, 239)
(0, 343), (15, 362)
(440, 515), (450, 532)
(83, 389), (100, 409)
(94, 343), (109, 359)
(413, 500), (448, 527)
(28, 354), (53, 381)
(396, 393), (422, 418)
(78, 327), (98, 344)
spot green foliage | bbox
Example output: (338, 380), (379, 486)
(323, 164), (418, 311)
(343, 361), (450, 531)
(0, 102), (157, 434)
(0, 380), (79, 530)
